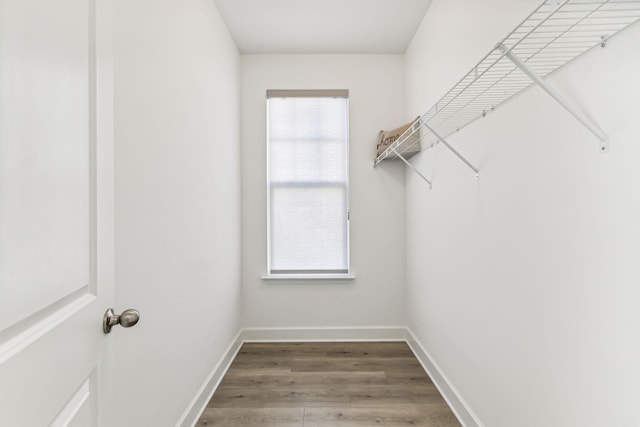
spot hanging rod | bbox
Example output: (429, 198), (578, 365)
(374, 0), (640, 182)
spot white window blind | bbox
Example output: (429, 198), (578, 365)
(267, 90), (349, 275)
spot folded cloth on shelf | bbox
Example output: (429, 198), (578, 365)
(376, 116), (421, 159)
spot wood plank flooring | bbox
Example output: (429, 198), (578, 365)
(196, 342), (461, 426)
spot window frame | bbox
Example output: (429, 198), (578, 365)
(265, 89), (352, 280)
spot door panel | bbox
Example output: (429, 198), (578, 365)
(51, 376), (94, 427)
(0, 0), (114, 425)
(0, 0), (92, 332)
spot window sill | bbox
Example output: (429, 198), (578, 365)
(261, 273), (356, 281)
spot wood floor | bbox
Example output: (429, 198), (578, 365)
(196, 342), (461, 426)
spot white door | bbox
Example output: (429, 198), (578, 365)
(0, 0), (118, 425)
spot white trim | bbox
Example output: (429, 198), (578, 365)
(50, 376), (91, 427)
(267, 89), (349, 98)
(405, 328), (483, 427)
(175, 330), (244, 427)
(261, 273), (356, 281)
(88, 0), (98, 295)
(177, 327), (480, 427)
(0, 293), (95, 364)
(242, 326), (406, 342)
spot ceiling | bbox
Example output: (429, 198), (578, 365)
(213, 0), (434, 54)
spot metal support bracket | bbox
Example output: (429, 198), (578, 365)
(498, 43), (609, 153)
(376, 118), (479, 188)
(420, 120), (480, 180)
(390, 146), (432, 189)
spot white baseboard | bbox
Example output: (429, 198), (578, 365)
(175, 330), (244, 427)
(405, 328), (482, 427)
(241, 326), (407, 342)
(177, 326), (404, 426)
(177, 326), (480, 427)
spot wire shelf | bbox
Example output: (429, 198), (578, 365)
(375, 0), (640, 166)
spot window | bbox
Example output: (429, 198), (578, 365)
(266, 89), (350, 276)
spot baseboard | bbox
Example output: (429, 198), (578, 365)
(177, 326), (480, 427)
(405, 328), (483, 427)
(241, 326), (407, 342)
(175, 330), (244, 427)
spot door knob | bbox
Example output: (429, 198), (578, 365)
(103, 308), (140, 334)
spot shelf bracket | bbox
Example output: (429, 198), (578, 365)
(498, 43), (609, 153)
(420, 120), (480, 180)
(390, 145), (432, 189)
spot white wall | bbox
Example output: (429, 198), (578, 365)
(241, 55), (407, 329)
(113, 0), (241, 425)
(405, 1), (640, 426)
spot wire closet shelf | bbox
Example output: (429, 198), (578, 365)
(374, 0), (640, 173)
